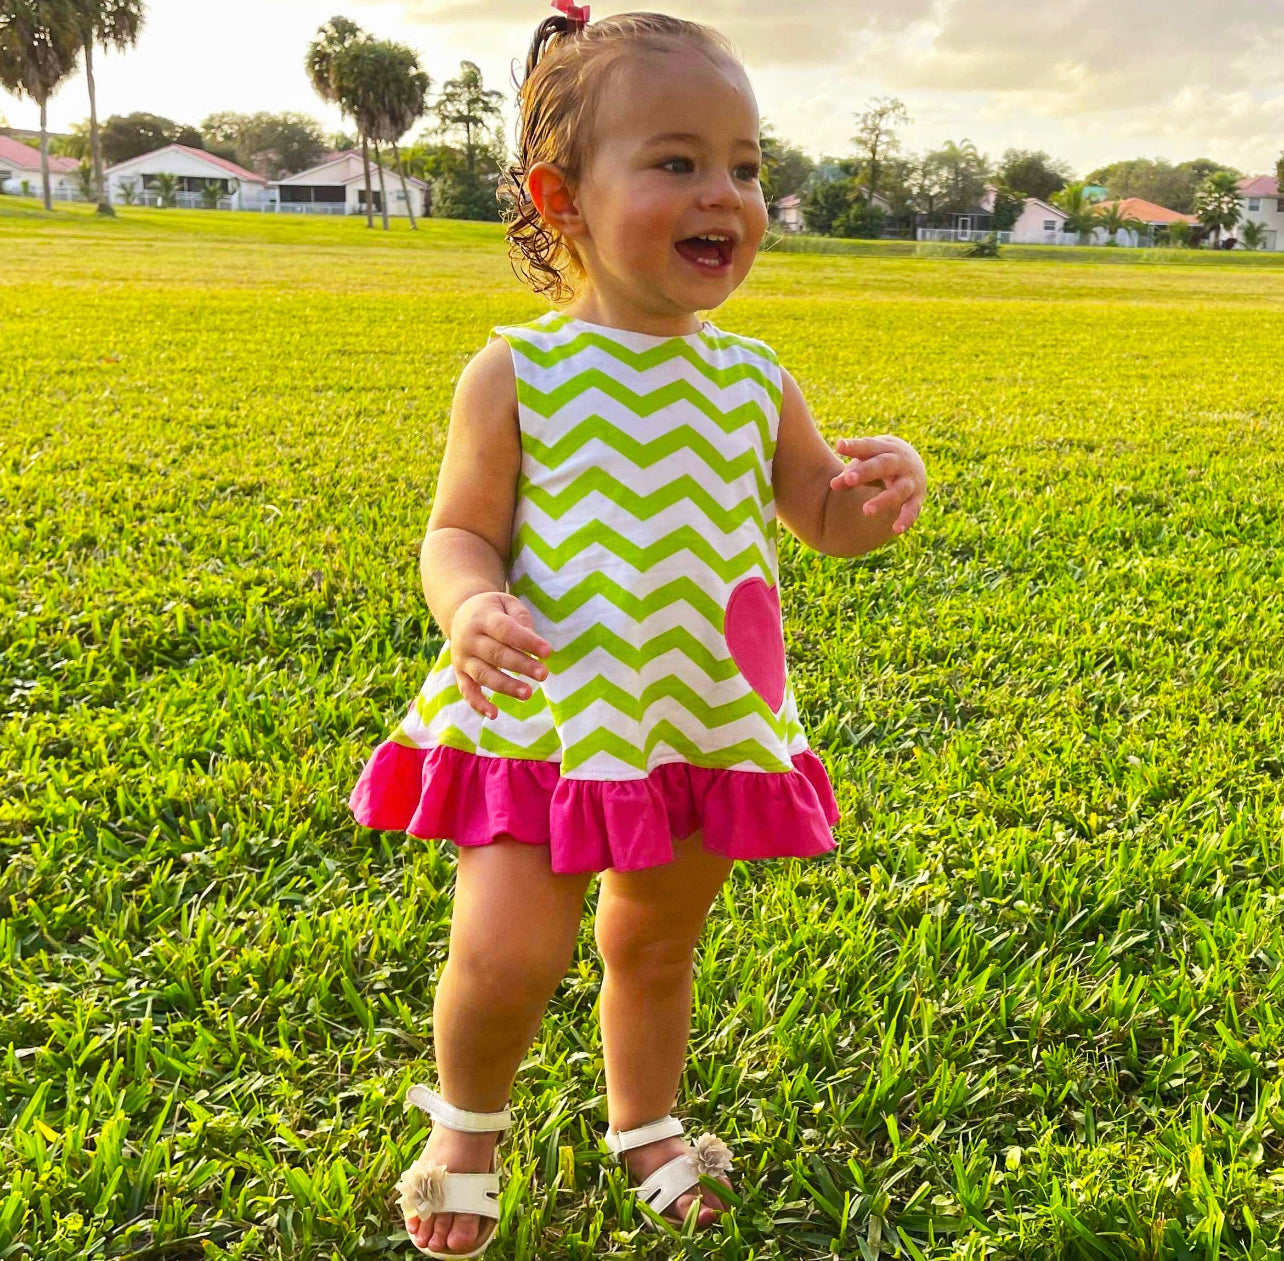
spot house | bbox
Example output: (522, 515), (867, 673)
(771, 193), (803, 232)
(947, 187), (1073, 243)
(0, 133), (79, 198)
(104, 143), (268, 209)
(269, 150), (429, 217)
(1237, 176), (1284, 251)
(1092, 197), (1198, 245)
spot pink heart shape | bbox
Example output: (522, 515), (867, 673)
(724, 577), (786, 712)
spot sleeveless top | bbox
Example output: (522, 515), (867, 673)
(349, 310), (839, 873)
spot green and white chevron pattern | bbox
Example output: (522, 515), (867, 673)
(392, 310), (811, 779)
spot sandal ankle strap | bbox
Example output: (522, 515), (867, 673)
(406, 1085), (513, 1133)
(603, 1114), (685, 1157)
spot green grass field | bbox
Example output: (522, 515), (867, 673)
(3, 201), (1284, 1260)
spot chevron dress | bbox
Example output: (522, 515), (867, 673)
(349, 310), (840, 873)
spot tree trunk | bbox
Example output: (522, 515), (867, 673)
(84, 38), (113, 216)
(40, 99), (52, 212)
(393, 141), (417, 230)
(361, 135), (374, 228)
(373, 141), (390, 231)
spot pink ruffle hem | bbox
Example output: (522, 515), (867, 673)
(349, 741), (841, 874)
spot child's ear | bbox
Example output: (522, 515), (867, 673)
(528, 162), (586, 242)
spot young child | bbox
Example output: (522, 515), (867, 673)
(349, 5), (926, 1256)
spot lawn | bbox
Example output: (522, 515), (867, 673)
(3, 201), (1284, 1260)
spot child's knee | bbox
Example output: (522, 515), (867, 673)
(448, 938), (571, 1007)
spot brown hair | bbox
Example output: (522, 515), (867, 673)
(497, 11), (741, 304)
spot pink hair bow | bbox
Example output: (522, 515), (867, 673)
(552, 0), (590, 25)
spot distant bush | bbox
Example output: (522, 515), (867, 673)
(964, 233), (1001, 258)
(835, 201), (885, 239)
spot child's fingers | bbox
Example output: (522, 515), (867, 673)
(489, 603), (551, 658)
(830, 452), (903, 490)
(836, 436), (897, 459)
(891, 492), (924, 534)
(478, 635), (548, 684)
(862, 475), (914, 518)
(457, 672), (498, 720)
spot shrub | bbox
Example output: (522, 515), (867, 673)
(801, 180), (854, 236)
(964, 233), (1001, 258)
(835, 201), (886, 239)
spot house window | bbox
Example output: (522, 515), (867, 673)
(1043, 219), (1058, 232)
(1247, 198), (1260, 212)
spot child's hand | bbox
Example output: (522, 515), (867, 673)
(449, 592), (551, 719)
(829, 435), (926, 535)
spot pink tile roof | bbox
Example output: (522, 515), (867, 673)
(165, 143), (266, 184)
(1238, 175), (1280, 198)
(1094, 197), (1198, 225)
(0, 133), (78, 173)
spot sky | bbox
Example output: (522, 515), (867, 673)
(3, 0), (1282, 178)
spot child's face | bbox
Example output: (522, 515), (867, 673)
(573, 46), (768, 320)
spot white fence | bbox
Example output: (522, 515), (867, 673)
(264, 201), (348, 216)
(917, 227), (1159, 248)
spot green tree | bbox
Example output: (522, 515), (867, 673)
(48, 115), (88, 155)
(1086, 156), (1241, 215)
(432, 59), (502, 175)
(349, 38), (428, 230)
(69, 0), (146, 215)
(801, 177), (855, 235)
(758, 121), (813, 207)
(1052, 182), (1101, 243)
(996, 148), (1072, 201)
(150, 168), (176, 206)
(1276, 152), (1283, 192)
(306, 15), (373, 227)
(850, 95), (908, 206)
(100, 111), (199, 164)
(1240, 219), (1267, 251)
(989, 185), (1025, 235)
(834, 199), (884, 238)
(0, 0), (81, 210)
(923, 139), (988, 216)
(1095, 201), (1147, 245)
(1194, 169), (1242, 247)
(199, 111), (325, 178)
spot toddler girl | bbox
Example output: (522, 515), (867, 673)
(349, 5), (926, 1255)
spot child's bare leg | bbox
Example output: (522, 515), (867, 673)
(408, 840), (591, 1256)
(593, 831), (734, 1228)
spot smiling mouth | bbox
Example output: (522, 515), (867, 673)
(675, 235), (733, 271)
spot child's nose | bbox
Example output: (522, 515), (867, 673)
(698, 171), (743, 210)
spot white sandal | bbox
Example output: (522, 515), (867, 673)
(395, 1085), (513, 1259)
(603, 1115), (734, 1229)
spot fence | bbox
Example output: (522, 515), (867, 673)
(917, 229), (1012, 244)
(916, 227), (1159, 248)
(263, 201), (348, 216)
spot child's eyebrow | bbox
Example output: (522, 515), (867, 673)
(644, 131), (761, 152)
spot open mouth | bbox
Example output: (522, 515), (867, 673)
(675, 233), (733, 272)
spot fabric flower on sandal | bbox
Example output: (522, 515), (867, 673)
(690, 1133), (733, 1177)
(396, 1155), (449, 1220)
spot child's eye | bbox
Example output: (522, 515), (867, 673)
(660, 157), (694, 174)
(736, 164), (761, 182)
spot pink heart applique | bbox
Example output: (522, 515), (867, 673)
(724, 577), (786, 712)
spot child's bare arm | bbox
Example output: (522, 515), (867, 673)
(772, 367), (925, 557)
(422, 338), (550, 718)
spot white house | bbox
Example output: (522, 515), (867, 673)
(0, 133), (79, 198)
(104, 143), (268, 209)
(977, 186), (1073, 243)
(1237, 176), (1284, 251)
(771, 187), (891, 234)
(269, 150), (429, 217)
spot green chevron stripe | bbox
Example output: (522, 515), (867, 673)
(504, 328), (781, 407)
(516, 373), (774, 458)
(552, 673), (787, 737)
(511, 571), (725, 630)
(519, 467), (765, 536)
(521, 417), (772, 504)
(478, 726), (560, 760)
(414, 681), (548, 728)
(512, 522), (770, 584)
(560, 720), (792, 774)
(546, 624), (739, 681)
(434, 725), (477, 753)
(534, 312), (781, 367)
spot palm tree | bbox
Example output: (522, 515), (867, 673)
(361, 39), (428, 230)
(1194, 170), (1242, 248)
(305, 16), (373, 227)
(1052, 182), (1100, 244)
(432, 60), (503, 176)
(69, 0), (146, 216)
(0, 0), (82, 211)
(332, 39), (390, 229)
(1095, 201), (1147, 246)
(1240, 219), (1268, 251)
(151, 169), (176, 206)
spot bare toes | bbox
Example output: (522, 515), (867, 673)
(428, 1211), (453, 1251)
(447, 1213), (481, 1251)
